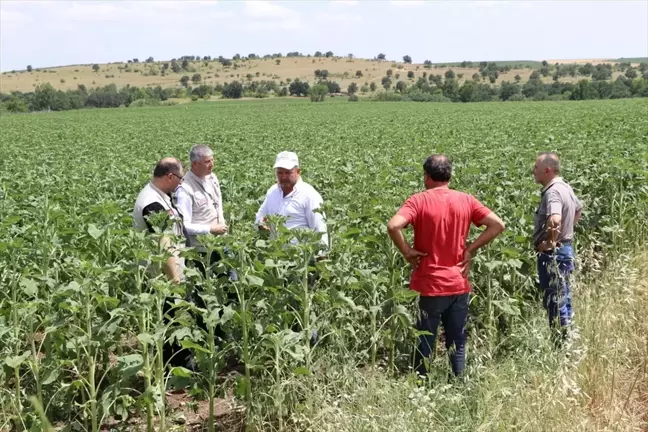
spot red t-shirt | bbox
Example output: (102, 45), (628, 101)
(397, 187), (491, 296)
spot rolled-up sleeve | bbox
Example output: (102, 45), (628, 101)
(175, 187), (210, 235)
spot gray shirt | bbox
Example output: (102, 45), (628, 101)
(533, 177), (583, 248)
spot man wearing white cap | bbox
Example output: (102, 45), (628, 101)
(255, 151), (328, 248)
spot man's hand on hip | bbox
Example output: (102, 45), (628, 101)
(404, 247), (426, 270)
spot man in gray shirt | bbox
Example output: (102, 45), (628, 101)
(532, 152), (583, 339)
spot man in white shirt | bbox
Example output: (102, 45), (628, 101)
(255, 151), (327, 346)
(255, 151), (328, 249)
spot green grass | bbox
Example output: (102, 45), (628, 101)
(1, 99), (647, 431)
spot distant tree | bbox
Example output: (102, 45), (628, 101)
(381, 76), (392, 89)
(423, 60), (432, 69)
(403, 55), (412, 64)
(514, 74), (521, 83)
(348, 53), (354, 59)
(26, 65), (32, 72)
(625, 67), (637, 79)
(592, 64), (612, 81)
(442, 78), (459, 101)
(5, 97), (29, 113)
(395, 73), (400, 80)
(133, 58), (139, 63)
(310, 83), (328, 102)
(395, 80), (407, 93)
(529, 70), (541, 80)
(499, 81), (521, 101)
(182, 59), (189, 70)
(180, 75), (190, 87)
(146, 56), (154, 63)
(360, 84), (369, 93)
(221, 59), (233, 67)
(472, 73), (480, 81)
(275, 59), (281, 65)
(325, 51), (334, 58)
(377, 53), (386, 60)
(348, 82), (359, 94)
(191, 73), (202, 84)
(325, 81), (341, 93)
(314, 51), (323, 57)
(422, 72), (427, 78)
(407, 71), (414, 79)
(233, 54), (241, 60)
(162, 63), (169, 71)
(222, 81), (243, 99)
(578, 63), (594, 76)
(542, 60), (548, 67)
(248, 53), (257, 59)
(92, 64), (100, 72)
(171, 61), (181, 73)
(386, 69), (393, 76)
(289, 79), (310, 96)
(489, 75), (497, 84)
(639, 63), (648, 73)
(278, 87), (289, 97)
(370, 82), (377, 92)
(445, 69), (455, 79)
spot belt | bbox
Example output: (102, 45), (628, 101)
(536, 238), (572, 253)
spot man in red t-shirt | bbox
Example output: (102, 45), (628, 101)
(387, 154), (505, 378)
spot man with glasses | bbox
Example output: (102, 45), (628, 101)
(132, 157), (186, 283)
(175, 144), (236, 350)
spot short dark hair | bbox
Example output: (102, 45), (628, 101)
(153, 158), (182, 178)
(423, 154), (452, 182)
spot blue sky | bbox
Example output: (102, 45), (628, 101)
(1, 0), (647, 72)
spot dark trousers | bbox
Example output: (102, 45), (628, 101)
(537, 244), (574, 328)
(414, 293), (469, 377)
(163, 251), (238, 368)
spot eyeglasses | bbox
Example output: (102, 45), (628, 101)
(170, 172), (184, 182)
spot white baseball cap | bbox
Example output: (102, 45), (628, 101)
(273, 151), (299, 169)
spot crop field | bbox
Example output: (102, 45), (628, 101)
(1, 99), (647, 431)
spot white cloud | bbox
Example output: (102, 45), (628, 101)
(329, 0), (359, 6)
(316, 11), (361, 25)
(242, 1), (301, 31)
(473, 1), (511, 7)
(0, 8), (33, 29)
(389, 0), (424, 7)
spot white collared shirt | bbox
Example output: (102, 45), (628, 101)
(255, 179), (328, 247)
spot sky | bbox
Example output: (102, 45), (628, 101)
(1, 0), (647, 72)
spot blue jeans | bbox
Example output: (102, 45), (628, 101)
(414, 293), (469, 377)
(537, 244), (574, 328)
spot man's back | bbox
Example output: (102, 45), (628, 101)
(398, 187), (491, 295)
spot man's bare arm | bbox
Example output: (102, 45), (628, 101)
(387, 214), (427, 269)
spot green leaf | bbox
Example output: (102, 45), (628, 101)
(137, 333), (155, 346)
(116, 354), (144, 378)
(20, 278), (39, 297)
(180, 340), (211, 354)
(170, 367), (193, 378)
(293, 367), (310, 376)
(245, 274), (264, 287)
(5, 352), (30, 369)
(42, 369), (59, 385)
(87, 224), (105, 239)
